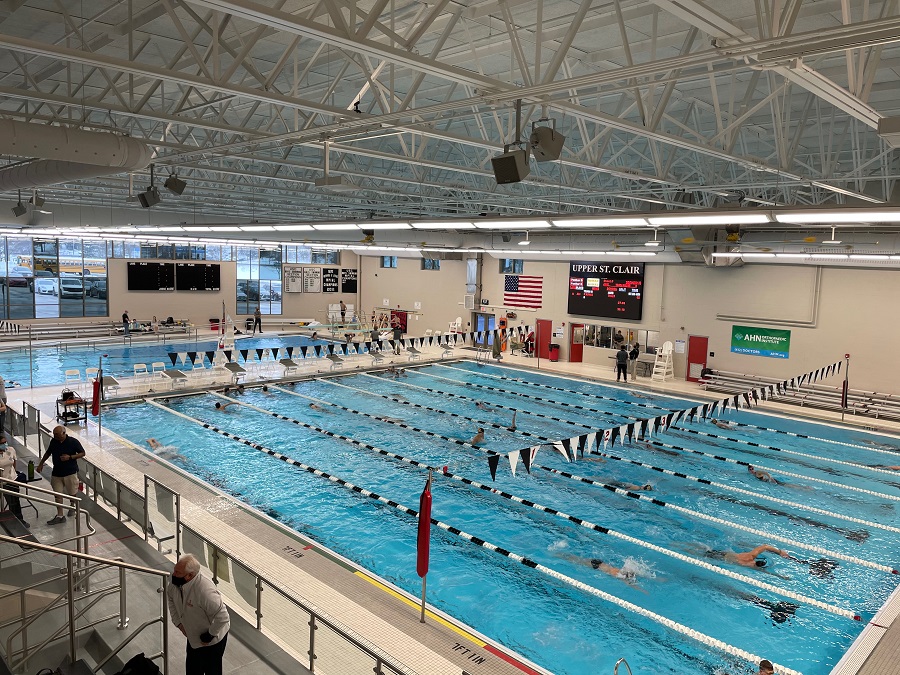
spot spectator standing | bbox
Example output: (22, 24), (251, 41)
(36, 425), (85, 525)
(122, 309), (130, 336)
(252, 306), (262, 335)
(615, 345), (629, 383)
(167, 554), (230, 675)
(628, 343), (640, 381)
(0, 435), (26, 527)
(392, 322), (403, 355)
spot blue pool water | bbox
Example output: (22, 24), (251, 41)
(101, 361), (900, 675)
(0, 334), (335, 386)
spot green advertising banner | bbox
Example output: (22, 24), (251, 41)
(730, 325), (791, 359)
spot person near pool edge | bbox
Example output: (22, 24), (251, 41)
(122, 309), (130, 336)
(615, 344), (629, 382)
(37, 425), (85, 525)
(628, 342), (640, 381)
(252, 306), (262, 335)
(392, 321), (403, 355)
(339, 299), (347, 324)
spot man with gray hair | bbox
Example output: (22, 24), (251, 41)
(166, 554), (230, 674)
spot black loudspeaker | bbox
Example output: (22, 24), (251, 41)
(530, 126), (566, 162)
(138, 186), (161, 208)
(164, 174), (187, 195)
(491, 149), (530, 184)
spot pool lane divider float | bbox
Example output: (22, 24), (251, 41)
(216, 388), (863, 621)
(142, 399), (806, 675)
(319, 378), (900, 539)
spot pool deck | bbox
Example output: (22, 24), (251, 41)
(7, 330), (900, 675)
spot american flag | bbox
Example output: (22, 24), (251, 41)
(504, 275), (543, 309)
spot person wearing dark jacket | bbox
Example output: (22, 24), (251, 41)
(628, 343), (640, 381)
(615, 345), (629, 382)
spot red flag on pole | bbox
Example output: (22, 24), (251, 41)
(417, 474), (432, 578)
(91, 378), (101, 416)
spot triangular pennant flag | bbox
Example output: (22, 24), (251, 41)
(687, 407), (696, 423)
(653, 417), (662, 435)
(561, 437), (572, 459)
(776, 382), (782, 395)
(610, 427), (620, 448)
(488, 455), (501, 482)
(673, 410), (685, 426)
(224, 350), (233, 362)
(519, 447), (535, 474)
(427, 336), (434, 347)
(752, 390), (759, 403)
(167, 352), (178, 367)
(314, 345), (322, 358)
(328, 344), (335, 355)
(639, 419), (649, 440)
(239, 349), (249, 362)
(721, 398), (730, 412)
(743, 392), (751, 408)
(701, 404), (709, 420)
(205, 351), (215, 364)
(619, 424), (628, 443)
(552, 442), (570, 461)
(272, 348), (280, 360)
(301, 345), (309, 358)
(508, 451), (519, 478)
(837, 361), (842, 374)
(790, 378), (796, 390)
(187, 351), (197, 364)
(732, 395), (740, 409)
(256, 348), (265, 361)
(286, 346), (294, 358)
(626, 423), (635, 443)
(602, 429), (612, 449)
(577, 434), (588, 458)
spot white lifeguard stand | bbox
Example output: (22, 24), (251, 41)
(651, 341), (675, 382)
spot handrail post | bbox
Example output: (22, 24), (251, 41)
(308, 613), (317, 673)
(143, 475), (150, 546)
(255, 575), (263, 630)
(117, 566), (129, 629)
(66, 553), (76, 664)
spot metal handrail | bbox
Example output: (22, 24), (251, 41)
(614, 657), (633, 675)
(0, 533), (169, 675)
(93, 618), (166, 672)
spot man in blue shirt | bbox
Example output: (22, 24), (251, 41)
(36, 425), (85, 525)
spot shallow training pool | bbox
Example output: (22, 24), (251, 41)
(102, 361), (900, 674)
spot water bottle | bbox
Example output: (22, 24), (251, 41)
(27, 460), (34, 480)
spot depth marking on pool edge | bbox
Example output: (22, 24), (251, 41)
(145, 397), (798, 675)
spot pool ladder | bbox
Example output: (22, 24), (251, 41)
(614, 657), (633, 675)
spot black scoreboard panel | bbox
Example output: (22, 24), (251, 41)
(176, 263), (221, 291)
(127, 262), (175, 291)
(567, 262), (645, 320)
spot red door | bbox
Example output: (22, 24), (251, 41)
(686, 335), (708, 382)
(535, 319), (552, 360)
(569, 324), (584, 363)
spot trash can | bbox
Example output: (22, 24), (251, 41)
(209, 318), (219, 331)
(549, 343), (560, 362)
(245, 317), (254, 331)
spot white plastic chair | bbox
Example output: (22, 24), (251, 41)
(151, 362), (167, 376)
(424, 329), (433, 337)
(65, 369), (81, 386)
(449, 317), (461, 333)
(133, 364), (148, 379)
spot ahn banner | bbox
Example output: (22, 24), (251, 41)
(731, 325), (791, 359)
(341, 268), (358, 294)
(322, 267), (339, 293)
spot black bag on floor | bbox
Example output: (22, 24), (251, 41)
(113, 653), (161, 675)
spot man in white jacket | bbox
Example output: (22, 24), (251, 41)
(166, 554), (230, 674)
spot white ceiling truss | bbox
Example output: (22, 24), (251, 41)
(0, 0), (898, 230)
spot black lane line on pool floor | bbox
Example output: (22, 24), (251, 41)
(359, 372), (597, 431)
(317, 378), (900, 538)
(641, 437), (900, 503)
(143, 399), (788, 667)
(666, 426), (900, 480)
(204, 391), (862, 620)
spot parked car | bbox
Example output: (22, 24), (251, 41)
(59, 277), (84, 298)
(88, 279), (107, 299)
(35, 278), (59, 295)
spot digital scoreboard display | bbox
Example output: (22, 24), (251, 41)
(567, 262), (645, 320)
(127, 262), (175, 291)
(176, 263), (221, 291)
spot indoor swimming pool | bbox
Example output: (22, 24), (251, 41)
(0, 333), (334, 387)
(101, 361), (900, 675)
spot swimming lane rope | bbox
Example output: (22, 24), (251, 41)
(320, 378), (900, 538)
(143, 398), (800, 675)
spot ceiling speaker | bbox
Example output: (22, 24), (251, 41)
(491, 148), (530, 184)
(529, 126), (566, 162)
(164, 174), (187, 196)
(138, 186), (161, 208)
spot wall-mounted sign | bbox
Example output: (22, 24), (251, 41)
(731, 325), (791, 359)
(302, 267), (322, 293)
(283, 266), (303, 293)
(341, 268), (358, 294)
(567, 261), (644, 320)
(322, 267), (339, 293)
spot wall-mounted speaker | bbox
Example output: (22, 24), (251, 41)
(491, 149), (530, 184)
(529, 126), (566, 162)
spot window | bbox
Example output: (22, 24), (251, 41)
(422, 258), (440, 270)
(312, 250), (339, 265)
(500, 259), (524, 274)
(236, 246), (282, 315)
(381, 256), (397, 268)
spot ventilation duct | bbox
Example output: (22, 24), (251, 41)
(0, 120), (152, 191)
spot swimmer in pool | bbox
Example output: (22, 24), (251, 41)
(507, 412), (517, 432)
(308, 403), (331, 413)
(635, 439), (680, 456)
(869, 465), (900, 471)
(214, 401), (238, 411)
(747, 465), (779, 483)
(711, 419), (736, 430)
(609, 480), (653, 492)
(476, 402), (496, 412)
(146, 438), (185, 461)
(559, 553), (648, 592)
(703, 544), (790, 569)
(470, 428), (485, 445)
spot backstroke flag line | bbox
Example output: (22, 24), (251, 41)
(417, 470), (433, 623)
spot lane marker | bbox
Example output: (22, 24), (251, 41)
(143, 398), (802, 675)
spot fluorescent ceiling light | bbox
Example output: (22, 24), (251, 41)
(551, 217), (648, 227)
(209, 226), (243, 232)
(644, 241), (661, 246)
(183, 226), (212, 232)
(630, 251), (657, 256)
(648, 213), (770, 225)
(475, 220), (551, 229)
(273, 225), (315, 231)
(774, 210), (900, 224)
(711, 252), (743, 258)
(413, 221), (476, 229)
(240, 225), (276, 232)
(364, 222), (412, 230)
(741, 253), (776, 258)
(776, 253), (810, 259)
(809, 254), (848, 259)
(849, 254), (890, 260)
(312, 223), (360, 231)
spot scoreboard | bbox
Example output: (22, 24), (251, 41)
(567, 262), (645, 320)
